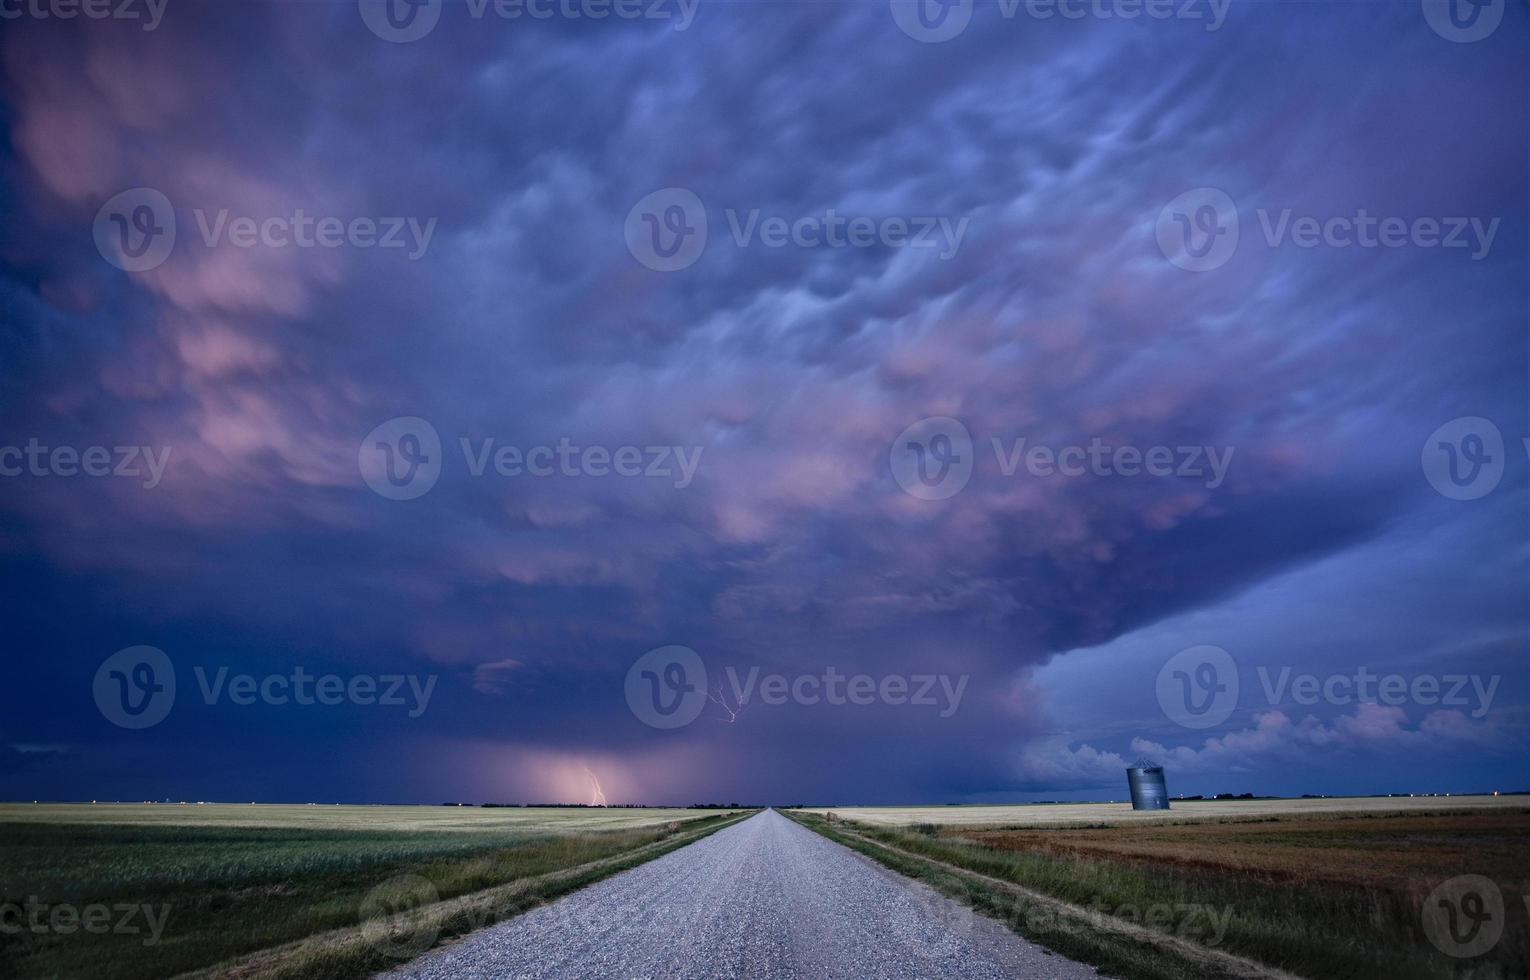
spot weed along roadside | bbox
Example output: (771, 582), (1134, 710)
(780, 808), (1530, 980)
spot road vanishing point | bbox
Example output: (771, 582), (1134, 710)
(382, 808), (1100, 979)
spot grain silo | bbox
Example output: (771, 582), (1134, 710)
(1126, 761), (1170, 811)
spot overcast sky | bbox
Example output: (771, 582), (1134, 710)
(1, 0), (1526, 805)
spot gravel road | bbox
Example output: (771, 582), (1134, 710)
(380, 808), (1099, 980)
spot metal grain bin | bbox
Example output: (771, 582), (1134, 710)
(1127, 763), (1170, 811)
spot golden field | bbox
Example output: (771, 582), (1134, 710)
(805, 793), (1521, 827)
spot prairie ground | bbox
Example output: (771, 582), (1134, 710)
(788, 805), (1530, 980)
(0, 802), (704, 832)
(958, 811), (1530, 891)
(804, 794), (1519, 827)
(0, 804), (749, 980)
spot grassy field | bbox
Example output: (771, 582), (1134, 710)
(786, 805), (1529, 980)
(0, 803), (751, 980)
(0, 802), (706, 832)
(802, 794), (1521, 827)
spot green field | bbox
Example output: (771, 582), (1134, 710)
(0, 802), (711, 832)
(0, 803), (751, 980)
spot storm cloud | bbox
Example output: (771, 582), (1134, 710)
(1, 0), (1525, 804)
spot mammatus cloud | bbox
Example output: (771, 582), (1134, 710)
(0, 3), (1524, 802)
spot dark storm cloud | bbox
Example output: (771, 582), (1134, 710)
(0, 0), (1525, 803)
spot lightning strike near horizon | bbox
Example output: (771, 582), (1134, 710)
(585, 768), (608, 807)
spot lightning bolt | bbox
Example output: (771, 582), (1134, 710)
(585, 767), (608, 807)
(708, 683), (744, 723)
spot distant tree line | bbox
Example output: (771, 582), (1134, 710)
(466, 802), (752, 808)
